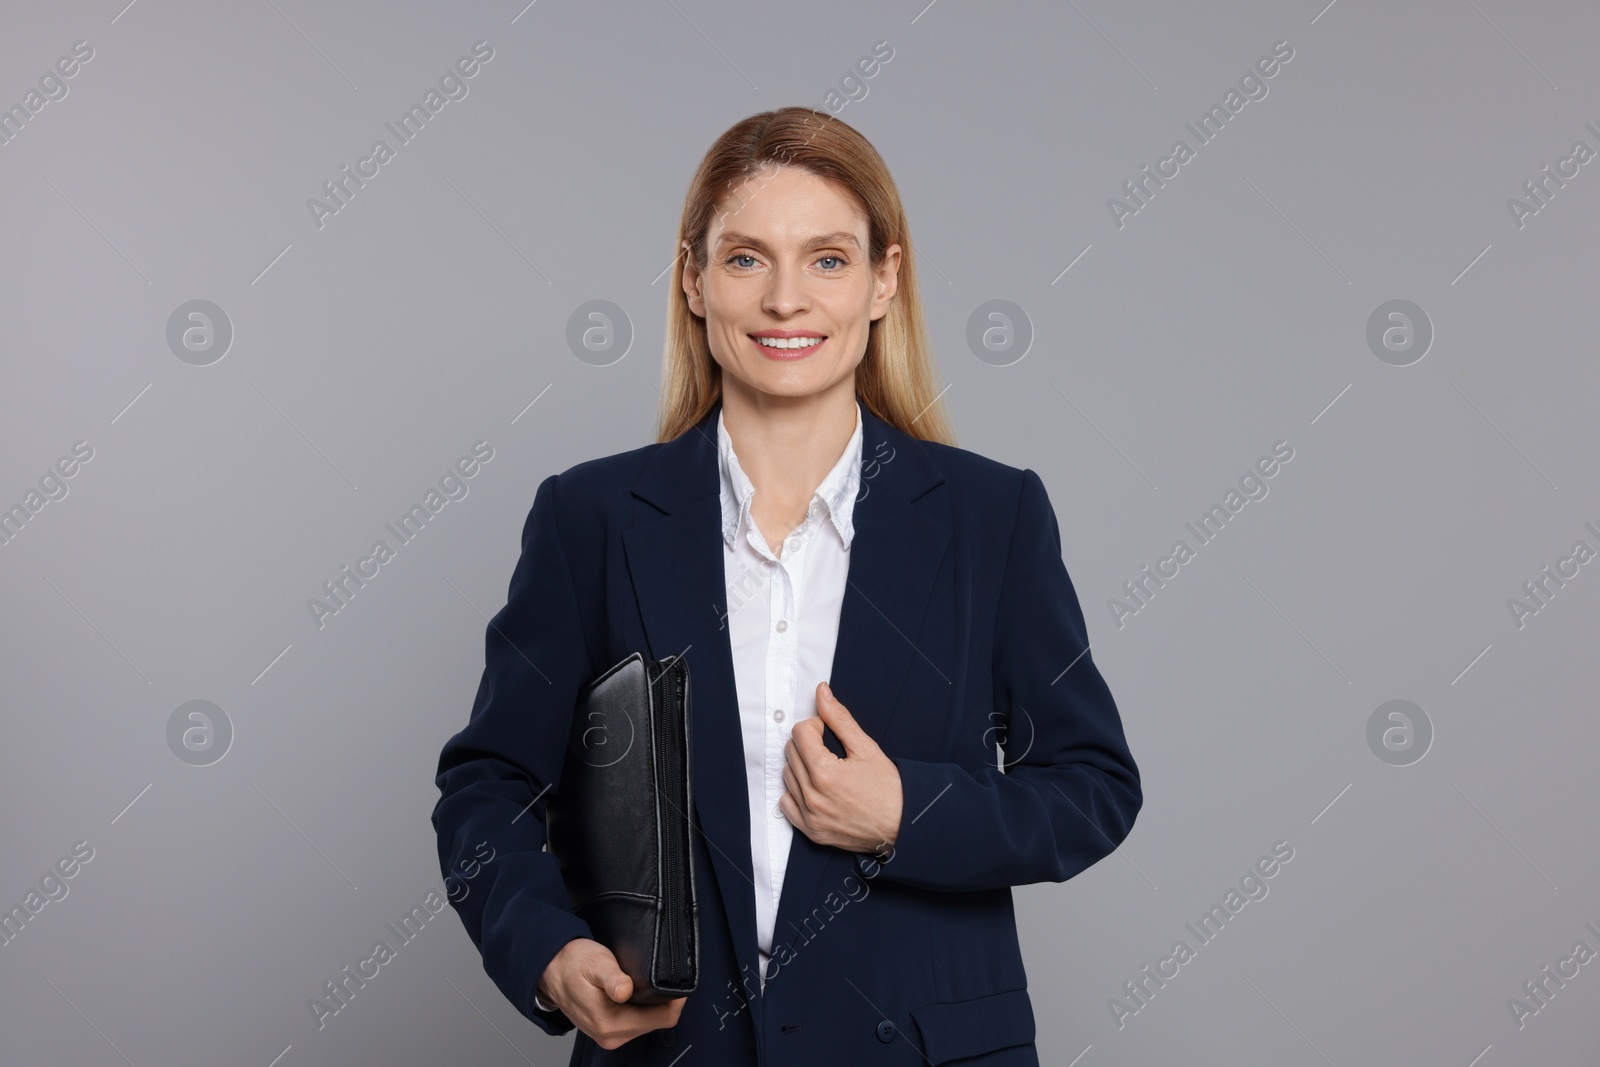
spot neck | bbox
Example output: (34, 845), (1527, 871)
(718, 376), (858, 515)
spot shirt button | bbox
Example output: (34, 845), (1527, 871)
(775, 805), (785, 819)
(773, 709), (785, 722)
(787, 537), (801, 551)
(775, 620), (788, 633)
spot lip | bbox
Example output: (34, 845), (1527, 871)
(749, 331), (827, 360)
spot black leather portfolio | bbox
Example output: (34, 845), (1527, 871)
(546, 651), (699, 1002)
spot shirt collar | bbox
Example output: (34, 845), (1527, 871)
(717, 400), (863, 550)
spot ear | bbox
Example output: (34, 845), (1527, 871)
(681, 240), (706, 316)
(869, 243), (901, 322)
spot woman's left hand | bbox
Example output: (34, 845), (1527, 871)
(781, 681), (902, 855)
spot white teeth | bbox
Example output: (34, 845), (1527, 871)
(754, 335), (824, 349)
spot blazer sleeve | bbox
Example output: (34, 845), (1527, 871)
(852, 467), (1142, 892)
(432, 473), (595, 1036)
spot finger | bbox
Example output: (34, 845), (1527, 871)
(782, 755), (816, 820)
(590, 1003), (677, 1053)
(630, 998), (687, 1025)
(785, 734), (818, 797)
(788, 714), (833, 769)
(818, 682), (877, 757)
(790, 736), (835, 813)
(587, 960), (633, 1003)
(782, 755), (798, 801)
(778, 788), (808, 833)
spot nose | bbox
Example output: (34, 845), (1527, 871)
(761, 262), (811, 318)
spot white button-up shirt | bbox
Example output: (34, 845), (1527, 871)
(717, 400), (862, 992)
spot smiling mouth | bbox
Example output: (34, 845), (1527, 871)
(749, 334), (827, 359)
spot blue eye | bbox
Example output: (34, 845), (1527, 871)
(724, 253), (848, 271)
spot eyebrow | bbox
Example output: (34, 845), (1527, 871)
(713, 231), (862, 253)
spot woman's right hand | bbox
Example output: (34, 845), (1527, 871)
(539, 938), (687, 1050)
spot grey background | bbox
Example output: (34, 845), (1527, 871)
(3, 1), (1597, 1064)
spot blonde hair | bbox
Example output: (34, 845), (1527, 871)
(656, 107), (955, 446)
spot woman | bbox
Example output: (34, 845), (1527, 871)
(433, 107), (1141, 1066)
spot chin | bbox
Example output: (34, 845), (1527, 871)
(753, 380), (823, 400)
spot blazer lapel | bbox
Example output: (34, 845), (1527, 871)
(623, 402), (766, 1006)
(622, 397), (950, 999)
(769, 404), (949, 966)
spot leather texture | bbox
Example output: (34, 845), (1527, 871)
(545, 651), (699, 1002)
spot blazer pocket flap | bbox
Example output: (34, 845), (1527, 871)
(910, 987), (1036, 1064)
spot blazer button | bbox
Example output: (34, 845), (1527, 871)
(656, 1029), (677, 1047)
(875, 1019), (896, 1042)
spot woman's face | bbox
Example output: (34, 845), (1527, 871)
(683, 165), (900, 404)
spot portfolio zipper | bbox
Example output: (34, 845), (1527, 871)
(655, 659), (692, 988)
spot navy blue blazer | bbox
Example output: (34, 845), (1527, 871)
(433, 398), (1141, 1067)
